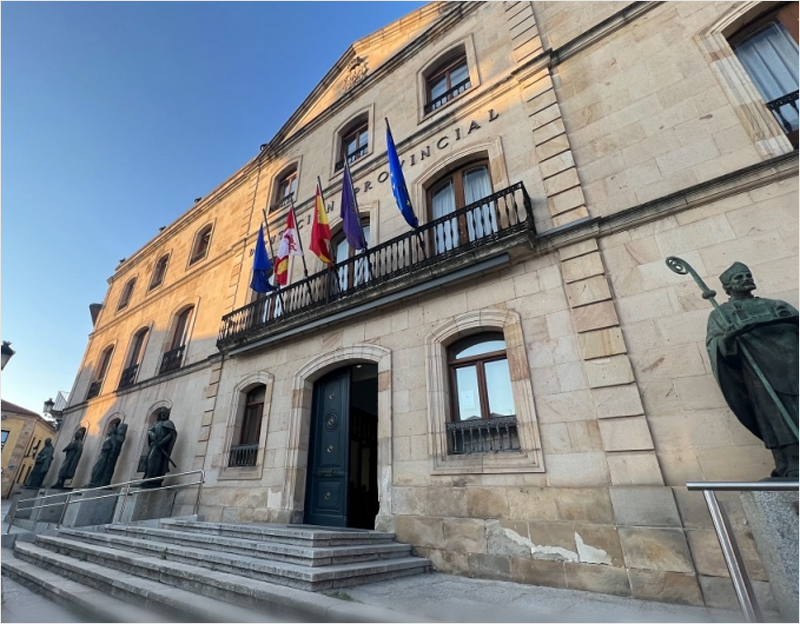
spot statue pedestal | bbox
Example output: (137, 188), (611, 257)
(12, 489), (42, 520)
(61, 488), (120, 527)
(27, 489), (71, 524)
(740, 490), (799, 622)
(114, 488), (176, 524)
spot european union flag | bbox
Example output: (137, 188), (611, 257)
(250, 225), (275, 293)
(341, 161), (367, 251)
(386, 118), (419, 229)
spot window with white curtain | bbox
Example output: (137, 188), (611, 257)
(335, 222), (370, 291)
(429, 162), (496, 254)
(730, 3), (799, 145)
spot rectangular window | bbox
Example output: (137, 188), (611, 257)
(1, 430), (8, 450)
(425, 54), (471, 114)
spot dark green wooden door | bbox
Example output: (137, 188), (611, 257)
(304, 369), (350, 527)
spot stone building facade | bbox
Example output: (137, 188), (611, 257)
(52, 1), (797, 608)
(2, 400), (57, 498)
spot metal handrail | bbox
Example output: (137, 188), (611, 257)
(686, 480), (799, 623)
(6, 469), (205, 533)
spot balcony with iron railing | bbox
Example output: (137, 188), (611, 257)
(334, 144), (369, 172)
(218, 182), (534, 350)
(446, 415), (520, 455)
(117, 365), (139, 390)
(228, 443), (259, 467)
(424, 77), (472, 114)
(159, 345), (185, 375)
(85, 380), (103, 400)
(766, 89), (799, 147)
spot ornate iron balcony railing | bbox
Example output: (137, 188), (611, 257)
(85, 380), (103, 400)
(766, 89), (799, 134)
(159, 345), (185, 375)
(117, 364), (139, 390)
(228, 443), (259, 467)
(334, 145), (369, 172)
(424, 77), (472, 114)
(446, 415), (520, 455)
(218, 181), (534, 348)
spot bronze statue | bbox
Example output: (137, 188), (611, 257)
(54, 427), (87, 488)
(142, 408), (177, 488)
(667, 257), (798, 478)
(24, 438), (54, 489)
(88, 422), (128, 487)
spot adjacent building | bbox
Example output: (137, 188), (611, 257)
(1, 400), (58, 498)
(51, 1), (798, 608)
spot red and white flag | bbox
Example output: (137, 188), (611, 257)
(275, 210), (302, 286)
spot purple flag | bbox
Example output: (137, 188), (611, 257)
(340, 161), (367, 251)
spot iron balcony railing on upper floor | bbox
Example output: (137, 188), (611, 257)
(334, 145), (369, 172)
(117, 364), (139, 390)
(159, 345), (185, 375)
(424, 77), (472, 114)
(218, 182), (534, 348)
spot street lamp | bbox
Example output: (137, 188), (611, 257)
(1, 341), (15, 370)
(43, 398), (55, 415)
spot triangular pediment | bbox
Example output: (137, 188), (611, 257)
(267, 1), (465, 148)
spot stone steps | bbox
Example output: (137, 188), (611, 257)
(160, 518), (398, 546)
(37, 530), (428, 591)
(1, 519), (431, 622)
(5, 543), (281, 622)
(94, 523), (413, 566)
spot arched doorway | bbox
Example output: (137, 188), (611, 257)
(304, 363), (378, 529)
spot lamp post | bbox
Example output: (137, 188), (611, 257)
(1, 341), (15, 370)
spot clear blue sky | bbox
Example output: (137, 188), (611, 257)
(1, 1), (427, 413)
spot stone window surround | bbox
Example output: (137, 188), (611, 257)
(417, 34), (481, 123)
(331, 105), (374, 175)
(159, 298), (200, 364)
(696, 0), (796, 158)
(116, 276), (137, 311)
(148, 252), (171, 292)
(283, 343), (393, 525)
(219, 371), (274, 481)
(426, 308), (544, 474)
(187, 222), (214, 267)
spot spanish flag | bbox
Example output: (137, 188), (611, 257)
(310, 183), (333, 264)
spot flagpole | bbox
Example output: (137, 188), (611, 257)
(343, 160), (372, 282)
(261, 207), (286, 310)
(385, 118), (426, 261)
(288, 194), (316, 303)
(317, 177), (341, 300)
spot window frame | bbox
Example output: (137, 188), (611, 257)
(447, 333), (515, 423)
(332, 218), (371, 291)
(335, 116), (370, 172)
(159, 305), (194, 375)
(220, 373), (274, 479)
(188, 224), (213, 266)
(117, 277), (137, 311)
(272, 167), (298, 213)
(119, 326), (149, 389)
(425, 309), (543, 474)
(148, 254), (170, 291)
(86, 345), (114, 400)
(426, 159), (494, 252)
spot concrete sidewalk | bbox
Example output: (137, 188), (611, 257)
(1, 499), (747, 623)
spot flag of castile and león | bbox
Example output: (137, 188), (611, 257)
(275, 210), (302, 286)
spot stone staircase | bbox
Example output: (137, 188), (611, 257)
(1, 519), (431, 622)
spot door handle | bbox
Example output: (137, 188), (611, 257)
(320, 470), (338, 477)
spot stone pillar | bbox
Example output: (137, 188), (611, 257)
(740, 490), (799, 622)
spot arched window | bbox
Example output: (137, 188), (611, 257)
(228, 384), (266, 467)
(424, 46), (472, 114)
(189, 224), (213, 265)
(446, 332), (519, 455)
(729, 3), (799, 146)
(272, 167), (298, 212)
(334, 219), (370, 291)
(148, 254), (170, 291)
(335, 115), (369, 172)
(117, 277), (136, 311)
(118, 327), (148, 389)
(159, 306), (193, 375)
(86, 345), (114, 400)
(428, 160), (496, 254)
